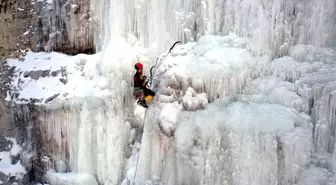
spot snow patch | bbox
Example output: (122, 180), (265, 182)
(7, 51), (69, 71)
(0, 138), (25, 179)
(8, 138), (21, 157)
(5, 51), (112, 104)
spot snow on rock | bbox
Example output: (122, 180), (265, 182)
(6, 51), (69, 71)
(0, 138), (26, 181)
(5, 50), (112, 104)
(7, 138), (21, 158)
(45, 171), (98, 185)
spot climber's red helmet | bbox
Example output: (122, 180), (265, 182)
(135, 62), (143, 70)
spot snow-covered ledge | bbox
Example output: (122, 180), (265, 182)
(5, 51), (110, 105)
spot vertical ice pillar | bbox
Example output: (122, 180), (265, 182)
(76, 102), (95, 174)
(40, 96), (133, 185)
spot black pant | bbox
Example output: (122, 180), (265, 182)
(143, 88), (155, 97)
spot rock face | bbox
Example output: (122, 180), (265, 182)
(0, 61), (14, 138)
(0, 0), (94, 60)
(0, 54), (43, 185)
(0, 101), (57, 185)
(0, 0), (30, 59)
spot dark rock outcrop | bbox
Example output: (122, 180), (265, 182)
(0, 0), (94, 60)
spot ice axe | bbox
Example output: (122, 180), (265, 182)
(147, 41), (181, 89)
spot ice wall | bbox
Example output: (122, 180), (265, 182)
(135, 101), (312, 185)
(91, 0), (336, 58)
(291, 46), (336, 173)
(38, 97), (140, 185)
(130, 35), (317, 185)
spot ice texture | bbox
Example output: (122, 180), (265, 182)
(45, 171), (98, 185)
(134, 36), (331, 185)
(91, 0), (336, 58)
(151, 34), (268, 102)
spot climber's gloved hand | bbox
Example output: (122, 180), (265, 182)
(142, 76), (148, 87)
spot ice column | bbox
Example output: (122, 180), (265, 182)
(40, 95), (134, 185)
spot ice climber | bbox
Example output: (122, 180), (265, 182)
(133, 62), (155, 108)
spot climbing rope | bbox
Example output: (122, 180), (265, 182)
(132, 136), (141, 185)
(132, 110), (147, 185)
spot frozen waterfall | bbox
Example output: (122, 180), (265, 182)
(88, 0), (335, 184)
(86, 1), (335, 183)
(3, 0), (336, 185)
